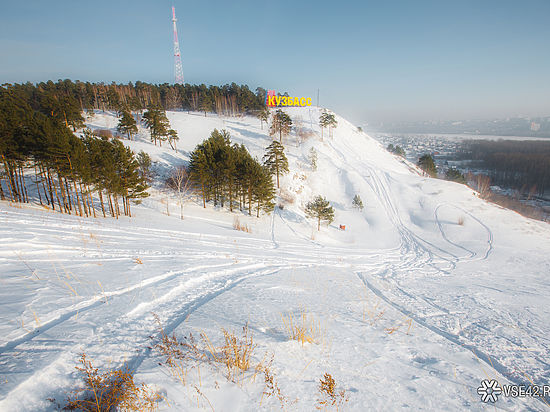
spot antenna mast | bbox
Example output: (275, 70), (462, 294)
(172, 6), (184, 85)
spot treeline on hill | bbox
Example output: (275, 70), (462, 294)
(414, 145), (549, 221)
(0, 84), (148, 218)
(189, 129), (275, 217)
(465, 140), (550, 197)
(2, 80), (266, 117)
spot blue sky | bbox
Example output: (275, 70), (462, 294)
(1, 0), (549, 124)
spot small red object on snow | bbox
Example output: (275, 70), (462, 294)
(339, 225), (346, 231)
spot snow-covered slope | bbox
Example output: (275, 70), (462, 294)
(1, 108), (549, 411)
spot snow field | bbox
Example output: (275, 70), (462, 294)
(0, 107), (549, 410)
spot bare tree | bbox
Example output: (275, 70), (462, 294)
(166, 166), (192, 219)
(476, 174), (492, 199)
(294, 116), (311, 146)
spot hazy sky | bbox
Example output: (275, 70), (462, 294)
(1, 0), (549, 124)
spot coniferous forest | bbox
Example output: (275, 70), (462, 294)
(189, 129), (275, 217)
(464, 140), (550, 197)
(0, 80), (274, 219)
(0, 83), (149, 218)
(1, 80), (266, 116)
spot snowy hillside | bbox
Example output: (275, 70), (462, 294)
(1, 108), (549, 411)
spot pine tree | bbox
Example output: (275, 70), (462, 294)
(257, 107), (270, 130)
(110, 140), (149, 217)
(263, 141), (289, 188)
(352, 194), (364, 210)
(305, 195), (335, 231)
(394, 145), (406, 157)
(189, 129), (232, 207)
(252, 165), (276, 217)
(417, 154), (437, 177)
(319, 111), (337, 139)
(200, 95), (213, 116)
(136, 151), (152, 182)
(167, 129), (179, 152)
(189, 129), (275, 216)
(38, 90), (84, 131)
(387, 144), (405, 157)
(445, 167), (466, 184)
(269, 109), (292, 143)
(84, 134), (115, 217)
(189, 149), (209, 208)
(117, 109), (138, 140)
(143, 106), (169, 146)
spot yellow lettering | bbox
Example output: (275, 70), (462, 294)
(306, 98), (312, 106)
(268, 96), (275, 106)
(276, 96), (282, 106)
(294, 97), (299, 106)
(283, 96), (288, 106)
(300, 97), (305, 106)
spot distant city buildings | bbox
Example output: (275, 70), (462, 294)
(374, 116), (550, 137)
(531, 122), (541, 132)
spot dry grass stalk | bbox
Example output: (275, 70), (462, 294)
(310, 229), (316, 241)
(362, 300), (385, 325)
(15, 251), (40, 279)
(64, 353), (160, 411)
(153, 315), (205, 385)
(385, 318), (413, 335)
(281, 311), (322, 345)
(262, 366), (286, 409)
(63, 280), (79, 296)
(406, 318), (413, 334)
(259, 356), (296, 410)
(316, 373), (349, 411)
(193, 385), (214, 412)
(222, 326), (254, 375)
(32, 310), (41, 327)
(233, 217), (251, 233)
(385, 326), (399, 334)
(201, 324), (256, 383)
(97, 280), (108, 304)
(153, 316), (256, 385)
(457, 216), (465, 226)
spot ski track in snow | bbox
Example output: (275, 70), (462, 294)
(0, 263), (241, 355)
(324, 133), (549, 407)
(0, 216), (293, 403)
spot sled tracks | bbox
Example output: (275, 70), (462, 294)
(434, 203), (493, 261)
(0, 263), (288, 405)
(357, 271), (549, 408)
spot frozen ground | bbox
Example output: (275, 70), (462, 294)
(0, 108), (549, 411)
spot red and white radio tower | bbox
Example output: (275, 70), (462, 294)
(172, 6), (184, 85)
